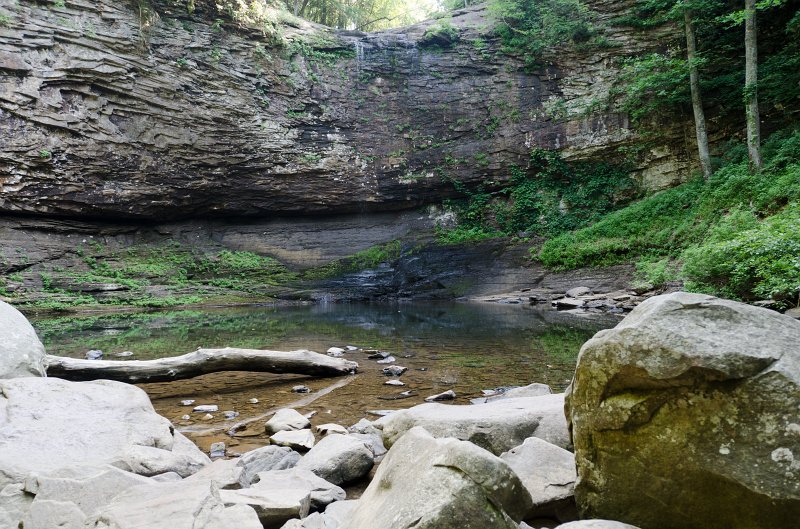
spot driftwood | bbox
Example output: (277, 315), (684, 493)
(44, 348), (359, 383)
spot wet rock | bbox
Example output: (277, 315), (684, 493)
(224, 411), (240, 420)
(377, 393), (570, 456)
(375, 356), (396, 364)
(316, 423), (349, 436)
(0, 303), (46, 378)
(252, 467), (345, 511)
(296, 434), (374, 486)
(382, 365), (408, 376)
(85, 350), (104, 360)
(555, 522), (641, 529)
(471, 383), (552, 404)
(87, 481), (262, 529)
(384, 379), (405, 386)
(567, 292), (800, 529)
(501, 437), (577, 521)
(193, 404), (218, 413)
(266, 409), (312, 435)
(327, 347), (345, 357)
(552, 298), (585, 310)
(339, 427), (532, 529)
(236, 446), (301, 488)
(0, 378), (209, 489)
(270, 430), (316, 451)
(209, 442), (226, 458)
(180, 400), (195, 406)
(566, 287), (592, 298)
(292, 385), (311, 393)
(425, 389), (456, 402)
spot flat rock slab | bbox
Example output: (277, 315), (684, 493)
(0, 300), (46, 378)
(0, 378), (210, 489)
(296, 434), (374, 486)
(220, 486), (311, 528)
(376, 393), (570, 455)
(339, 427), (532, 529)
(270, 429), (316, 451)
(266, 409), (312, 435)
(501, 437), (577, 521)
(567, 292), (800, 529)
(252, 467), (345, 511)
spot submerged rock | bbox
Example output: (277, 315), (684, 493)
(0, 300), (46, 378)
(382, 365), (408, 376)
(339, 427), (532, 529)
(377, 393), (570, 455)
(193, 404), (218, 413)
(567, 292), (800, 529)
(296, 434), (374, 486)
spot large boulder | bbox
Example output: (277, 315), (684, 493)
(0, 300), (46, 378)
(566, 292), (800, 529)
(296, 434), (374, 486)
(236, 445), (301, 488)
(376, 393), (569, 455)
(252, 467), (345, 511)
(339, 426), (532, 529)
(0, 377), (210, 489)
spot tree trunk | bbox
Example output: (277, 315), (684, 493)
(684, 9), (712, 180)
(44, 348), (359, 383)
(745, 0), (762, 171)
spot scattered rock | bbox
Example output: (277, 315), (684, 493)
(384, 379), (405, 386)
(292, 385), (311, 393)
(567, 292), (800, 529)
(377, 393), (570, 456)
(501, 437), (577, 521)
(296, 434), (374, 486)
(270, 429), (316, 451)
(193, 404), (218, 413)
(425, 389), (456, 402)
(201, 413), (214, 420)
(316, 423), (349, 436)
(339, 427), (532, 529)
(0, 378), (210, 489)
(236, 445), (301, 488)
(471, 383), (552, 404)
(345, 346), (359, 351)
(327, 347), (345, 357)
(209, 442), (226, 458)
(248, 398), (260, 404)
(180, 399), (195, 406)
(224, 411), (240, 420)
(552, 298), (585, 310)
(266, 409), (312, 435)
(382, 365), (408, 376)
(113, 351), (135, 357)
(375, 355), (396, 364)
(252, 467), (345, 511)
(367, 351), (391, 359)
(85, 350), (104, 360)
(180, 415), (190, 420)
(566, 287), (592, 298)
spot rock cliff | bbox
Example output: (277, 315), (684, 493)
(0, 0), (689, 221)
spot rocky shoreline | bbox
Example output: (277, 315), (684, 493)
(1, 292), (798, 529)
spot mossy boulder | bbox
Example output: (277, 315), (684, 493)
(566, 292), (800, 529)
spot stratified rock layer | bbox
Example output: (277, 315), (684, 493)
(566, 292), (800, 529)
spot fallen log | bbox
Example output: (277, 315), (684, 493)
(44, 348), (359, 383)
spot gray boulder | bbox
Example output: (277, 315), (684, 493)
(567, 292), (800, 529)
(185, 458), (242, 489)
(376, 393), (569, 455)
(87, 480), (263, 529)
(296, 434), (374, 486)
(220, 486), (311, 528)
(280, 500), (358, 529)
(237, 445), (301, 488)
(500, 437), (577, 521)
(252, 467), (345, 511)
(339, 426), (532, 529)
(266, 409), (311, 435)
(0, 378), (209, 489)
(270, 429), (316, 451)
(0, 300), (46, 378)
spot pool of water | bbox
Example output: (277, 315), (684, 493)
(32, 302), (618, 454)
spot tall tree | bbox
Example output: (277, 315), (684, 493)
(684, 6), (712, 179)
(744, 0), (762, 171)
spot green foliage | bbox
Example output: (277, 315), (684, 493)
(419, 20), (460, 48)
(0, 14), (10, 27)
(488, 0), (607, 68)
(615, 53), (693, 123)
(304, 241), (402, 280)
(38, 150), (52, 159)
(437, 149), (635, 244)
(538, 129), (800, 304)
(634, 256), (680, 289)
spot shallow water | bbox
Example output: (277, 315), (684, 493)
(33, 302), (618, 454)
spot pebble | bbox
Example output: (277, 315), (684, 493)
(113, 351), (134, 357)
(181, 415), (190, 420)
(85, 350), (103, 360)
(327, 347), (345, 357)
(292, 385), (310, 393)
(345, 345), (359, 351)
(367, 351), (391, 359)
(384, 379), (405, 386)
(382, 365), (408, 377)
(180, 399), (196, 406)
(209, 442), (226, 458)
(224, 411), (240, 420)
(193, 404), (219, 413)
(248, 398), (259, 404)
(425, 390), (456, 402)
(201, 413), (214, 420)
(376, 355), (396, 364)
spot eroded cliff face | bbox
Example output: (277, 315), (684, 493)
(0, 0), (690, 221)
